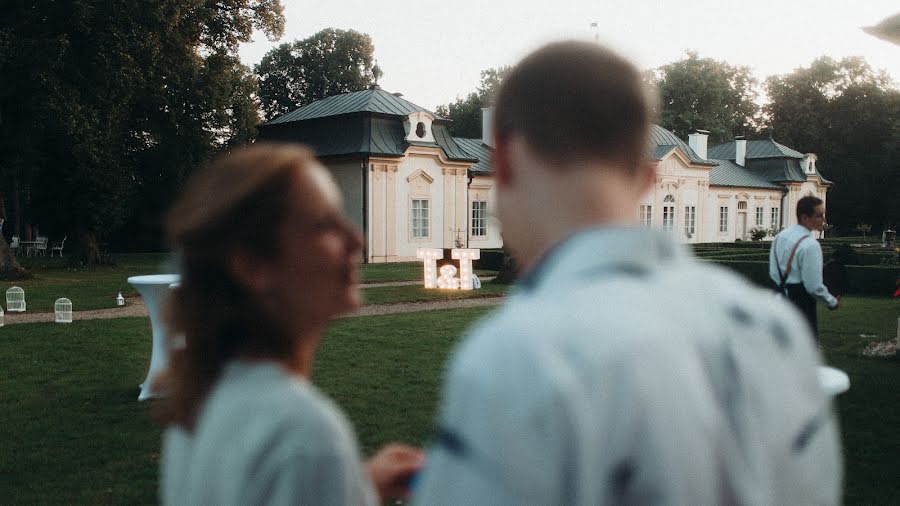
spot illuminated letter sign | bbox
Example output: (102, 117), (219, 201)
(451, 249), (480, 290)
(416, 248), (443, 288)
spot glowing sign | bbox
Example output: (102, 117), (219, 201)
(416, 248), (443, 288)
(417, 248), (481, 290)
(451, 248), (480, 290)
(437, 264), (461, 289)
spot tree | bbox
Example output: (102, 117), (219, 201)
(0, 0), (284, 264)
(436, 66), (512, 138)
(256, 29), (375, 121)
(765, 56), (900, 233)
(647, 51), (761, 143)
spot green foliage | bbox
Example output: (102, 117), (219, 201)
(255, 28), (375, 121)
(709, 259), (900, 295)
(436, 66), (512, 138)
(749, 227), (768, 241)
(646, 51), (760, 143)
(0, 0), (285, 260)
(830, 244), (860, 265)
(854, 223), (872, 237)
(765, 57), (900, 232)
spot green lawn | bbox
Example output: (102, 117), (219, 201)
(361, 280), (509, 305)
(3, 256), (500, 312)
(0, 297), (897, 504)
(818, 296), (900, 505)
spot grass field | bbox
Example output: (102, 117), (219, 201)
(3, 255), (501, 312)
(0, 297), (897, 504)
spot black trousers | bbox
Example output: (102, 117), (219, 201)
(785, 283), (817, 337)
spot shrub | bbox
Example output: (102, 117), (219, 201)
(830, 244), (859, 265)
(749, 227), (768, 241)
(705, 259), (900, 295)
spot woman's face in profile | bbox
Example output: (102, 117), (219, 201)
(268, 163), (363, 325)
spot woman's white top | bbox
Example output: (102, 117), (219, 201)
(160, 360), (377, 506)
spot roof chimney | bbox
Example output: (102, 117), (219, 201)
(734, 136), (747, 167)
(482, 107), (494, 147)
(688, 129), (709, 159)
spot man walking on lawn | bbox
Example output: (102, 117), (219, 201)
(770, 195), (840, 339)
(414, 41), (842, 505)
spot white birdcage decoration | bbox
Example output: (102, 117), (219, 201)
(116, 292), (125, 306)
(6, 287), (25, 312)
(54, 298), (73, 323)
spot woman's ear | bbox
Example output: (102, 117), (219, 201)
(228, 249), (273, 296)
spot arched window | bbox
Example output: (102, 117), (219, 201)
(662, 194), (675, 231)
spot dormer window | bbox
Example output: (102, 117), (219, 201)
(404, 111), (436, 143)
(804, 154), (818, 175)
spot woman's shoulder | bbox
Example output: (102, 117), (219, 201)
(198, 361), (356, 453)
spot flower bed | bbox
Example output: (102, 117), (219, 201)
(862, 340), (898, 358)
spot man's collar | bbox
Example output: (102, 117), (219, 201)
(518, 226), (684, 293)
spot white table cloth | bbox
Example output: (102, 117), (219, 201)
(128, 274), (181, 401)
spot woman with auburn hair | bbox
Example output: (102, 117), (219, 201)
(157, 143), (422, 505)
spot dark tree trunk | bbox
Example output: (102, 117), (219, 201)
(78, 229), (101, 265)
(0, 234), (31, 280)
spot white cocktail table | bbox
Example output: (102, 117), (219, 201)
(128, 274), (181, 401)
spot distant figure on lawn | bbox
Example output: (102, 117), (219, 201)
(770, 195), (840, 339)
(413, 41), (843, 505)
(157, 144), (422, 505)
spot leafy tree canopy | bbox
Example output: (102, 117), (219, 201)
(646, 51), (760, 143)
(256, 28), (375, 121)
(436, 66), (511, 138)
(0, 0), (284, 263)
(765, 56), (900, 232)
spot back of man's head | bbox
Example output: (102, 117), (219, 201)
(796, 195), (823, 221)
(494, 40), (652, 173)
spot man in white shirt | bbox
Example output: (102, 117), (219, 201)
(413, 41), (842, 505)
(769, 196), (840, 337)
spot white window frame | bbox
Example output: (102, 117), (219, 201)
(471, 200), (487, 238)
(756, 206), (764, 227)
(640, 205), (652, 228)
(771, 207), (780, 228)
(662, 205), (675, 232)
(684, 206), (696, 237)
(719, 206), (729, 233)
(411, 199), (430, 239)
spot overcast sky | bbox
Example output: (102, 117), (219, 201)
(238, 0), (900, 111)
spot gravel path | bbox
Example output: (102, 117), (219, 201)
(2, 287), (504, 326)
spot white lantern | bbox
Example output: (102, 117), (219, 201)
(54, 298), (73, 323)
(0, 306), (4, 327)
(116, 292), (125, 306)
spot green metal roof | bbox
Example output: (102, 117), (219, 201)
(258, 113), (475, 162)
(263, 87), (443, 126)
(709, 160), (784, 189)
(707, 139), (805, 160)
(453, 138), (493, 174)
(648, 125), (716, 166)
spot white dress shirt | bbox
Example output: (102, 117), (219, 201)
(769, 224), (838, 308)
(415, 227), (842, 505)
